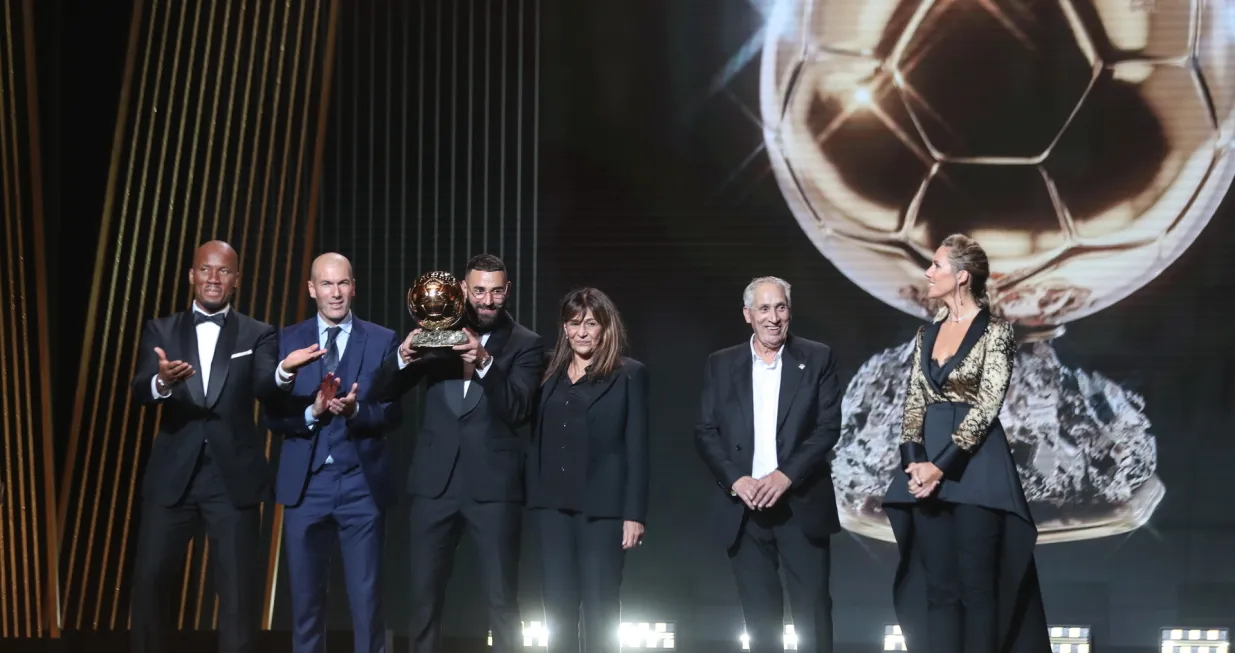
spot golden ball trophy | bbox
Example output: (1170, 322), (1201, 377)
(759, 0), (1235, 542)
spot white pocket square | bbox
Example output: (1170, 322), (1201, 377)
(230, 349), (253, 359)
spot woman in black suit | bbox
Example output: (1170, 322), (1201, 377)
(882, 234), (1050, 653)
(527, 287), (649, 653)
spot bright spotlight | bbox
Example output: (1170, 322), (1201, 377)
(485, 621), (550, 648)
(1049, 625), (1091, 653)
(1161, 628), (1229, 653)
(883, 624), (906, 651)
(739, 624), (800, 650)
(620, 621), (675, 649)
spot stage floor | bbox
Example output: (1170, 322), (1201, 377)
(1, 631), (1164, 653)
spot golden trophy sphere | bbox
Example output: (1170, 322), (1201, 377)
(760, 0), (1235, 542)
(407, 271), (468, 347)
(760, 0), (1234, 333)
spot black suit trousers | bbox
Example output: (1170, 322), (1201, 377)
(729, 503), (833, 653)
(406, 465), (523, 653)
(130, 446), (261, 653)
(911, 501), (1001, 653)
(535, 509), (625, 653)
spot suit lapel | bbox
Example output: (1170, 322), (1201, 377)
(480, 313), (513, 358)
(536, 372), (561, 433)
(444, 374), (465, 416)
(941, 309), (990, 380)
(335, 320), (368, 390)
(205, 312), (239, 408)
(458, 317), (513, 417)
(178, 312), (207, 406)
(731, 349), (755, 445)
(776, 340), (805, 432)
(586, 369), (621, 409)
(459, 367), (484, 416)
(921, 309), (990, 393)
(920, 320), (944, 395)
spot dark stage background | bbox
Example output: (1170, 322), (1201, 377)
(40, 0), (1235, 650)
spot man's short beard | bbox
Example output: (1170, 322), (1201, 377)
(467, 302), (503, 329)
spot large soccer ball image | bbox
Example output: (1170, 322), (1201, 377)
(760, 0), (1235, 331)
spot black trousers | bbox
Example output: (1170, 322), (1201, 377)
(912, 501), (1001, 653)
(406, 466), (523, 653)
(535, 509), (626, 653)
(130, 446), (261, 653)
(728, 504), (832, 653)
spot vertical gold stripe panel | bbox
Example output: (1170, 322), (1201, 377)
(58, 0), (338, 631)
(0, 0), (58, 638)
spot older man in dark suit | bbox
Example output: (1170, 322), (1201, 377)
(695, 276), (843, 653)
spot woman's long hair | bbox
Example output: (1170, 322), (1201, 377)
(543, 287), (627, 383)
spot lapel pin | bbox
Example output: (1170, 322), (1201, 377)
(798, 363), (805, 369)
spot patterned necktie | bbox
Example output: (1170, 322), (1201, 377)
(324, 326), (341, 375)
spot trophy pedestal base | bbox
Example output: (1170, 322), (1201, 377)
(832, 339), (1165, 544)
(412, 330), (468, 348)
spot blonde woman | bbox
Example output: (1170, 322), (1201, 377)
(882, 234), (1050, 653)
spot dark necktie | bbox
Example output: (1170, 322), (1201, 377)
(324, 326), (341, 375)
(194, 312), (225, 327)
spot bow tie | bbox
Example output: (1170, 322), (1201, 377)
(194, 312), (226, 327)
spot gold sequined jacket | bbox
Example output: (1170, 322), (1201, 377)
(900, 311), (1016, 462)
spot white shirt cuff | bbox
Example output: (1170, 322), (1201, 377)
(397, 353), (411, 370)
(303, 405), (319, 427)
(276, 363), (295, 389)
(151, 375), (172, 400)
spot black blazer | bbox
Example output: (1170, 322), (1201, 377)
(526, 357), (650, 523)
(695, 334), (842, 546)
(129, 309), (280, 508)
(372, 311), (545, 502)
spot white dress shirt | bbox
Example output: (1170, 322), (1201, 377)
(397, 331), (493, 394)
(151, 302), (230, 400)
(750, 337), (783, 480)
(151, 302), (231, 444)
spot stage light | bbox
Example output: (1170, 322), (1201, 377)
(485, 621), (550, 648)
(739, 624), (801, 650)
(883, 624), (906, 652)
(1049, 625), (1091, 653)
(620, 621), (675, 649)
(523, 621), (549, 648)
(1161, 628), (1229, 653)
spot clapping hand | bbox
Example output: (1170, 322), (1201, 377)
(154, 347), (195, 389)
(329, 382), (359, 417)
(312, 374), (342, 418)
(282, 343), (328, 373)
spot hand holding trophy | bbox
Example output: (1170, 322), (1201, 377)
(407, 271), (469, 348)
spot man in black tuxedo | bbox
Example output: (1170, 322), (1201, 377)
(373, 253), (544, 653)
(695, 276), (843, 653)
(128, 240), (284, 653)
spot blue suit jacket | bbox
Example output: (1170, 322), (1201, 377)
(263, 316), (402, 509)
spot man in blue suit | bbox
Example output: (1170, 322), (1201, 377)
(265, 252), (401, 653)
